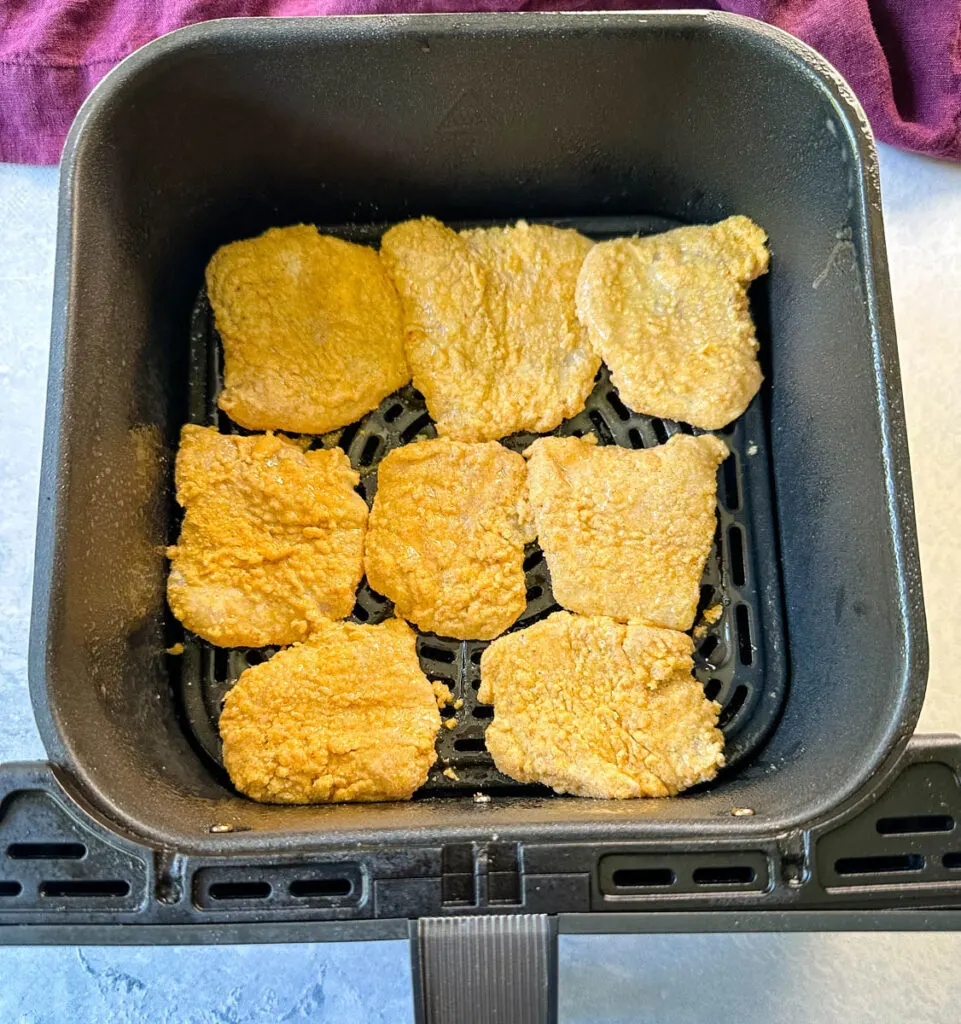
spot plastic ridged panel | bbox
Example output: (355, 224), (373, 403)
(170, 215), (787, 796)
(415, 915), (557, 1024)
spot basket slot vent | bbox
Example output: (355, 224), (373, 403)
(692, 865), (755, 885)
(454, 737), (486, 753)
(727, 525), (746, 586)
(40, 880), (130, 898)
(207, 880), (271, 901)
(722, 457), (741, 510)
(735, 604), (754, 665)
(7, 842), (86, 860)
(611, 868), (675, 888)
(289, 878), (352, 898)
(834, 854), (924, 877)
(717, 684), (749, 729)
(876, 815), (953, 835)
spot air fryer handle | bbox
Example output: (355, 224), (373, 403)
(412, 914), (558, 1023)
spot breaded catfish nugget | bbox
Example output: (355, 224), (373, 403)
(365, 438), (534, 639)
(380, 218), (598, 441)
(207, 225), (409, 433)
(478, 612), (724, 798)
(525, 434), (727, 631)
(576, 216), (769, 429)
(220, 619), (441, 803)
(167, 426), (367, 647)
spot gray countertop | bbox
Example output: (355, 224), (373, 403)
(1, 144), (960, 1022)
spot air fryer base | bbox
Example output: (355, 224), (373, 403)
(22, 14), (937, 1000)
(2, 737), (961, 988)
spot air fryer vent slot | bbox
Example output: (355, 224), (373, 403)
(876, 815), (953, 835)
(7, 843), (86, 860)
(208, 881), (271, 901)
(612, 868), (675, 888)
(598, 852), (769, 901)
(289, 878), (353, 898)
(39, 880), (131, 899)
(834, 855), (925, 877)
(192, 865), (365, 911)
(692, 865), (756, 885)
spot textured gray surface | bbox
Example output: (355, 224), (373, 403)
(0, 163), (51, 764)
(0, 145), (960, 1021)
(0, 942), (414, 1023)
(559, 932), (961, 1022)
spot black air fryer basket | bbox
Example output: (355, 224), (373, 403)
(4, 10), (956, 1019)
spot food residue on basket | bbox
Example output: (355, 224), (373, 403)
(166, 642), (184, 656)
(693, 603), (724, 640)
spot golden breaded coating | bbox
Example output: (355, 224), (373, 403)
(380, 218), (598, 442)
(167, 426), (367, 647)
(220, 618), (440, 803)
(525, 434), (728, 631)
(207, 225), (409, 433)
(576, 216), (769, 429)
(478, 612), (724, 798)
(365, 437), (535, 639)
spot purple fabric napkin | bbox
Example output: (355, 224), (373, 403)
(0, 1), (958, 165)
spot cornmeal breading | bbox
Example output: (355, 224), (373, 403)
(575, 216), (769, 429)
(207, 225), (409, 433)
(365, 438), (534, 639)
(220, 618), (440, 803)
(167, 426), (367, 647)
(478, 612), (724, 798)
(525, 434), (728, 631)
(379, 217), (598, 441)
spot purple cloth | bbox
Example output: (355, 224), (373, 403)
(1, 1), (958, 165)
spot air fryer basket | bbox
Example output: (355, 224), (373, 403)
(178, 214), (786, 795)
(28, 13), (925, 865)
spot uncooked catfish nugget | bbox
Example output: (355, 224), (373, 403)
(220, 618), (441, 803)
(525, 433), (728, 631)
(380, 217), (598, 441)
(207, 224), (409, 433)
(478, 612), (724, 798)
(576, 215), (769, 429)
(365, 437), (534, 639)
(167, 426), (367, 647)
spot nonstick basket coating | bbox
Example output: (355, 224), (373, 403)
(171, 215), (787, 797)
(31, 14), (925, 850)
